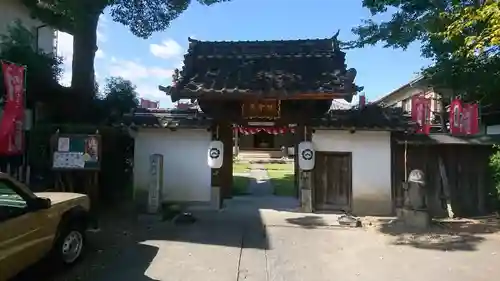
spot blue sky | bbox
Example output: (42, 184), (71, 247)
(57, 0), (431, 108)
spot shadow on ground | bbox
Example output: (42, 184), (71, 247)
(13, 194), (302, 281)
(365, 216), (500, 252)
(286, 216), (328, 229)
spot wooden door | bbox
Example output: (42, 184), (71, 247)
(314, 152), (352, 211)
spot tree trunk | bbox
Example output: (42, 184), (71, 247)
(70, 10), (100, 121)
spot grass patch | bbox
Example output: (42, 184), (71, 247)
(266, 168), (295, 197)
(263, 163), (294, 172)
(233, 162), (251, 173)
(233, 175), (250, 195)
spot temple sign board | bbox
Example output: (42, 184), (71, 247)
(242, 100), (280, 119)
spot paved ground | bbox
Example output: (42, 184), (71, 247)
(15, 167), (500, 281)
(248, 163), (273, 196)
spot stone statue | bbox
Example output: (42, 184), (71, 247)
(406, 169), (426, 210)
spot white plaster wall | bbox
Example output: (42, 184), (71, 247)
(133, 129), (212, 202)
(312, 130), (392, 215)
(0, 0), (56, 54)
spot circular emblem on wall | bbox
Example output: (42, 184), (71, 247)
(301, 148), (313, 161)
(209, 147), (221, 159)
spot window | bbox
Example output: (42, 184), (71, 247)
(0, 179), (27, 222)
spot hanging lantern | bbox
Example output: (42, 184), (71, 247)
(207, 140), (224, 168)
(298, 141), (315, 171)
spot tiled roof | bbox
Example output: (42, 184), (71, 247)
(123, 105), (412, 132)
(393, 133), (500, 145)
(122, 108), (211, 129)
(166, 37), (361, 102)
(311, 104), (415, 131)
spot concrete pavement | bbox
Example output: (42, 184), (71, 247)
(51, 195), (500, 281)
(44, 166), (500, 281)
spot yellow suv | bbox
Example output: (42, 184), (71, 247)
(0, 173), (91, 281)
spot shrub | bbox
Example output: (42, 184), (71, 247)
(488, 145), (500, 210)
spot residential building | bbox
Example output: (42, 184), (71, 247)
(374, 77), (445, 131)
(0, 0), (57, 54)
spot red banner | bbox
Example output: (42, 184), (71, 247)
(462, 103), (479, 135)
(411, 95), (431, 134)
(449, 98), (463, 135)
(450, 99), (479, 135)
(0, 62), (25, 155)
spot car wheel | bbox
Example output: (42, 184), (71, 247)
(53, 222), (86, 266)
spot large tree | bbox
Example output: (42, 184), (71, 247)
(101, 76), (139, 118)
(349, 0), (500, 104)
(21, 0), (230, 109)
(442, 0), (500, 57)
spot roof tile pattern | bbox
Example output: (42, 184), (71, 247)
(311, 105), (414, 131)
(122, 108), (211, 129)
(167, 37), (361, 101)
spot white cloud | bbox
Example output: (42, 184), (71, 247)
(95, 49), (105, 59)
(96, 30), (107, 43)
(108, 59), (173, 80)
(57, 31), (73, 65)
(135, 83), (174, 108)
(150, 39), (184, 59)
(107, 59), (174, 108)
(59, 71), (72, 87)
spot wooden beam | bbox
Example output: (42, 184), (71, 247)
(283, 94), (347, 100)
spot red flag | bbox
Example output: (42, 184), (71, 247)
(0, 62), (25, 155)
(449, 99), (480, 135)
(411, 95), (431, 134)
(462, 103), (479, 135)
(449, 99), (463, 135)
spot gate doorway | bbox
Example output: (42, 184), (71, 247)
(313, 152), (352, 211)
(253, 130), (274, 149)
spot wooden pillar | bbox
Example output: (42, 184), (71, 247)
(234, 126), (239, 158)
(294, 127), (301, 198)
(210, 123), (222, 208)
(219, 122), (233, 199)
(295, 124), (314, 212)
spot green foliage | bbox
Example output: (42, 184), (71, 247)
(101, 76), (139, 119)
(351, 0), (500, 105)
(441, 0), (500, 57)
(0, 21), (63, 106)
(489, 144), (500, 208)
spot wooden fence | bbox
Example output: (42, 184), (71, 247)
(392, 141), (494, 217)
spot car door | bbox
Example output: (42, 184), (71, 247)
(0, 178), (50, 280)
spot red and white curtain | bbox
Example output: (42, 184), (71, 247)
(234, 126), (295, 135)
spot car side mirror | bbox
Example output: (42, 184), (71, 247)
(30, 197), (51, 210)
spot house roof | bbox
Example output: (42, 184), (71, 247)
(393, 133), (500, 145)
(123, 104), (413, 132)
(373, 76), (427, 105)
(122, 108), (211, 129)
(311, 104), (414, 131)
(165, 37), (361, 102)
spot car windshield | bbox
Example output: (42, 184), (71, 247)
(0, 180), (24, 201)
